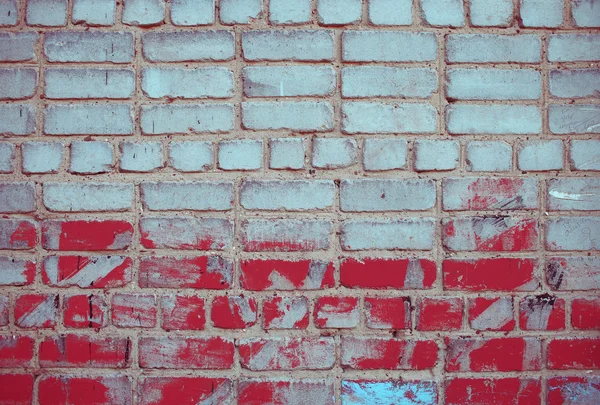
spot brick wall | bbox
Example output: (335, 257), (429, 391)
(0, 0), (599, 403)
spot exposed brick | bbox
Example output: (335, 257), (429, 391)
(241, 180), (334, 210)
(0, 104), (35, 135)
(0, 336), (34, 367)
(547, 377), (600, 405)
(0, 182), (35, 213)
(26, 0), (67, 26)
(44, 104), (134, 135)
(550, 69), (600, 98)
(0, 257), (35, 286)
(368, 0), (413, 25)
(45, 68), (134, 99)
(141, 181), (233, 211)
(0, 143), (15, 173)
(572, 0), (600, 27)
(342, 102), (437, 134)
(142, 31), (234, 62)
(170, 0), (214, 25)
(15, 293), (58, 329)
(42, 220), (133, 251)
(0, 219), (37, 250)
(546, 217), (600, 251)
(443, 258), (539, 291)
(44, 32), (133, 62)
(269, 138), (305, 170)
(341, 336), (438, 370)
(520, 0), (563, 27)
(43, 182), (134, 212)
(469, 0), (513, 26)
(220, 0), (262, 24)
(421, 0), (465, 27)
(161, 295), (205, 330)
(466, 141), (512, 172)
(240, 259), (335, 290)
(69, 141), (114, 174)
(571, 297), (600, 330)
(244, 65), (335, 97)
(314, 296), (359, 329)
(317, 0), (361, 25)
(263, 296), (309, 329)
(343, 31), (437, 62)
(0, 68), (37, 99)
(447, 68), (541, 100)
(242, 101), (333, 132)
(269, 0), (310, 24)
(139, 255), (232, 289)
(122, 0), (165, 26)
(414, 140), (459, 171)
(519, 295), (565, 331)
(549, 104), (600, 135)
(239, 337), (335, 371)
(447, 104), (542, 135)
(142, 67), (233, 98)
(242, 30), (334, 61)
(111, 294), (156, 328)
(445, 378), (541, 405)
(443, 177), (538, 210)
(364, 296), (411, 329)
(312, 138), (358, 169)
(141, 104), (234, 134)
(416, 297), (463, 331)
(468, 297), (515, 331)
(548, 34), (600, 62)
(140, 217), (233, 250)
(446, 34), (541, 63)
(0, 32), (37, 62)
(241, 219), (332, 252)
(341, 257), (436, 289)
(38, 375), (132, 405)
(548, 178), (600, 211)
(341, 218), (435, 250)
(340, 179), (435, 211)
(168, 141), (213, 172)
(138, 377), (232, 405)
(342, 380), (437, 405)
(362, 138), (408, 171)
(42, 255), (133, 288)
(0, 0), (18, 26)
(547, 338), (600, 370)
(63, 294), (108, 328)
(546, 257), (600, 291)
(517, 140), (564, 171)
(39, 334), (131, 368)
(119, 142), (164, 173)
(239, 379), (334, 405)
(22, 142), (63, 174)
(72, 0), (116, 25)
(211, 295), (257, 329)
(218, 139), (263, 170)
(139, 336), (234, 369)
(0, 374), (33, 405)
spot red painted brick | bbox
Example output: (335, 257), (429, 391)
(137, 377), (233, 405)
(42, 255), (133, 288)
(39, 334), (131, 368)
(340, 257), (436, 289)
(364, 296), (411, 329)
(140, 217), (232, 250)
(445, 378), (541, 405)
(0, 219), (37, 250)
(443, 258), (539, 291)
(443, 177), (538, 211)
(239, 337), (335, 371)
(443, 217), (538, 251)
(211, 295), (257, 329)
(161, 295), (205, 331)
(111, 294), (157, 328)
(341, 337), (438, 370)
(139, 336), (234, 369)
(0, 374), (34, 405)
(63, 294), (107, 328)
(547, 338), (600, 370)
(238, 379), (335, 405)
(0, 336), (34, 367)
(445, 337), (542, 372)
(547, 377), (600, 405)
(42, 220), (133, 251)
(139, 255), (232, 289)
(0, 257), (35, 286)
(263, 296), (309, 329)
(314, 296), (359, 329)
(14, 293), (58, 329)
(519, 295), (565, 331)
(38, 375), (132, 405)
(416, 297), (463, 331)
(468, 297), (515, 331)
(240, 259), (334, 290)
(571, 297), (600, 330)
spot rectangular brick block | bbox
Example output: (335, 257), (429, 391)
(314, 296), (359, 329)
(139, 336), (234, 369)
(241, 219), (332, 252)
(238, 337), (335, 371)
(341, 336), (438, 370)
(42, 255), (132, 288)
(342, 381), (437, 405)
(444, 258), (539, 291)
(0, 104), (36, 135)
(263, 296), (309, 329)
(43, 220), (133, 251)
(548, 34), (600, 62)
(446, 104), (542, 134)
(342, 102), (437, 134)
(161, 295), (206, 330)
(550, 69), (600, 98)
(446, 34), (541, 63)
(141, 104), (234, 134)
(39, 375), (132, 405)
(63, 294), (108, 328)
(15, 293), (58, 329)
(446, 68), (541, 100)
(0, 335), (34, 367)
(342, 31), (437, 62)
(139, 255), (232, 289)
(0, 257), (35, 286)
(571, 298), (600, 330)
(39, 334), (131, 368)
(141, 181), (233, 211)
(365, 297), (411, 329)
(138, 377), (232, 405)
(140, 217), (233, 250)
(242, 101), (333, 132)
(242, 30), (334, 61)
(416, 297), (463, 331)
(548, 178), (600, 211)
(0, 182), (35, 213)
(211, 295), (257, 329)
(0, 32), (37, 61)
(0, 219), (37, 250)
(445, 378), (541, 405)
(44, 31), (133, 62)
(241, 180), (334, 211)
(342, 67), (437, 98)
(45, 68), (135, 99)
(0, 68), (37, 99)
(44, 104), (133, 135)
(547, 338), (600, 370)
(240, 259), (334, 290)
(519, 294), (565, 331)
(111, 293), (156, 328)
(443, 177), (538, 210)
(0, 374), (33, 405)
(468, 297), (515, 331)
(546, 217), (600, 251)
(341, 218), (435, 250)
(43, 182), (133, 212)
(239, 379), (334, 405)
(142, 31), (234, 61)
(340, 179), (435, 212)
(547, 377), (600, 405)
(243, 66), (335, 97)
(141, 67), (233, 99)
(546, 257), (600, 291)
(549, 104), (600, 134)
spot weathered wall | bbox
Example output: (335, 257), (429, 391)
(0, 0), (599, 403)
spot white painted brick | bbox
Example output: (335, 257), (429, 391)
(242, 30), (334, 61)
(363, 138), (407, 171)
(140, 104), (234, 134)
(570, 140), (600, 171)
(0, 143), (15, 173)
(242, 219), (332, 252)
(119, 142), (164, 172)
(269, 138), (305, 170)
(242, 102), (333, 132)
(572, 0), (600, 27)
(72, 0), (116, 25)
(0, 182), (35, 213)
(142, 31), (234, 62)
(122, 0), (165, 26)
(446, 34), (541, 63)
(414, 140), (460, 171)
(548, 178), (600, 211)
(218, 139), (263, 171)
(45, 68), (135, 99)
(317, 0), (361, 25)
(44, 32), (134, 63)
(466, 141), (512, 172)
(168, 141), (213, 172)
(446, 104), (542, 135)
(520, 0), (563, 27)
(22, 142), (63, 174)
(241, 180), (335, 210)
(518, 140), (564, 171)
(0, 104), (35, 136)
(44, 104), (133, 135)
(342, 102), (437, 134)
(546, 217), (600, 251)
(442, 177), (539, 210)
(469, 0), (513, 26)
(243, 66), (335, 97)
(43, 182), (133, 212)
(141, 181), (233, 211)
(341, 218), (435, 250)
(142, 67), (233, 99)
(343, 31), (438, 62)
(269, 0), (310, 24)
(340, 179), (436, 211)
(0, 32), (37, 62)
(171, 0), (214, 25)
(220, 0), (262, 24)
(446, 68), (541, 100)
(0, 68), (37, 99)
(548, 34), (600, 62)
(421, 0), (465, 27)
(368, 0), (412, 25)
(26, 0), (67, 26)
(342, 67), (437, 98)
(549, 69), (600, 98)
(0, 0), (18, 25)
(549, 104), (600, 134)
(70, 141), (114, 174)
(312, 138), (358, 169)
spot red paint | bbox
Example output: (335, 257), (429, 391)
(38, 375), (131, 405)
(43, 220), (133, 251)
(139, 256), (231, 289)
(14, 293), (58, 328)
(547, 377), (600, 405)
(443, 258), (538, 291)
(417, 297), (463, 331)
(443, 217), (538, 251)
(42, 256), (133, 288)
(240, 259), (334, 290)
(63, 295), (107, 329)
(519, 295), (565, 331)
(342, 337), (438, 370)
(364, 297), (411, 329)
(314, 296), (359, 328)
(141, 232), (218, 250)
(238, 338), (334, 371)
(238, 380), (333, 405)
(464, 178), (526, 210)
(263, 297), (309, 329)
(9, 220), (37, 248)
(138, 336), (234, 369)
(161, 295), (205, 331)
(0, 336), (34, 367)
(468, 297), (515, 331)
(340, 258), (436, 289)
(0, 374), (34, 405)
(39, 334), (131, 368)
(211, 295), (257, 329)
(572, 298), (600, 329)
(111, 294), (157, 328)
(547, 338), (600, 370)
(137, 377), (231, 405)
(445, 378), (541, 405)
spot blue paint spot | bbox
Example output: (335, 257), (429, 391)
(341, 380), (437, 405)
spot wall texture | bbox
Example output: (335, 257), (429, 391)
(0, 0), (599, 403)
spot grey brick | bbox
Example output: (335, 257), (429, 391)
(168, 141), (213, 172)
(0, 32), (37, 62)
(218, 139), (263, 170)
(44, 104), (133, 135)
(45, 68), (135, 99)
(442, 177), (539, 210)
(69, 141), (114, 174)
(241, 180), (335, 210)
(363, 138), (407, 171)
(421, 0), (465, 27)
(242, 102), (333, 132)
(269, 0), (310, 24)
(414, 140), (460, 171)
(220, 0), (262, 24)
(520, 0), (563, 27)
(0, 143), (15, 173)
(546, 217), (600, 251)
(142, 31), (234, 62)
(549, 104), (600, 134)
(342, 102), (437, 134)
(0, 104), (35, 136)
(43, 182), (133, 212)
(548, 178), (600, 211)
(446, 104), (542, 135)
(141, 181), (233, 211)
(317, 0), (361, 25)
(0, 68), (37, 99)
(469, 0), (513, 26)
(446, 34), (541, 63)
(466, 141), (512, 172)
(269, 138), (305, 170)
(171, 0), (214, 25)
(548, 34), (600, 62)
(242, 219), (332, 251)
(342, 67), (437, 98)
(242, 30), (334, 61)
(343, 31), (437, 62)
(122, 0), (165, 26)
(0, 0), (18, 26)
(0, 182), (35, 213)
(446, 68), (541, 100)
(140, 104), (234, 134)
(368, 0), (412, 25)
(141, 217), (233, 250)
(22, 142), (63, 173)
(570, 140), (600, 171)
(119, 142), (164, 172)
(142, 67), (233, 99)
(243, 66), (335, 97)
(340, 179), (436, 212)
(312, 138), (358, 169)
(26, 0), (67, 26)
(546, 257), (600, 291)
(572, 0), (600, 27)
(517, 140), (564, 171)
(549, 69), (600, 98)
(72, 0), (116, 25)
(341, 218), (435, 250)
(44, 32), (134, 63)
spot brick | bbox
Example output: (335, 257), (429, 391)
(170, 0), (214, 25)
(466, 141), (512, 172)
(168, 141), (213, 172)
(42, 220), (133, 251)
(0, 182), (35, 213)
(140, 217), (233, 250)
(63, 294), (108, 328)
(242, 30), (334, 61)
(220, 0), (262, 24)
(446, 34), (541, 63)
(142, 31), (234, 62)
(342, 67), (437, 98)
(241, 180), (334, 210)
(365, 296), (411, 329)
(211, 295), (257, 329)
(414, 140), (459, 171)
(22, 142), (63, 174)
(43, 182), (134, 212)
(421, 0), (465, 26)
(341, 218), (435, 250)
(0, 336), (34, 367)
(546, 217), (600, 251)
(368, 0), (413, 25)
(139, 336), (233, 369)
(341, 257), (436, 289)
(38, 375), (132, 405)
(0, 32), (37, 61)
(243, 66), (335, 97)
(343, 31), (437, 62)
(341, 336), (438, 370)
(26, 0), (67, 26)
(142, 67), (233, 99)
(119, 142), (164, 172)
(69, 141), (114, 174)
(571, 140), (600, 171)
(549, 104), (600, 134)
(547, 338), (600, 370)
(0, 219), (37, 250)
(469, 0), (513, 26)
(546, 257), (600, 291)
(469, 297), (515, 331)
(269, 138), (305, 169)
(0, 297), (7, 326)
(218, 139), (263, 170)
(519, 295), (565, 331)
(517, 140), (563, 171)
(242, 101), (333, 132)
(241, 219), (331, 252)
(520, 0), (563, 27)
(122, 0), (164, 26)
(416, 297), (463, 331)
(112, 294), (156, 328)
(72, 0), (116, 25)
(240, 259), (335, 290)
(314, 296), (359, 328)
(44, 104), (133, 135)
(42, 255), (133, 288)
(447, 68), (541, 100)
(0, 374), (33, 405)
(548, 178), (600, 211)
(317, 0), (361, 25)
(239, 379), (334, 405)
(269, 0), (310, 24)
(263, 296), (309, 329)
(342, 102), (437, 134)
(443, 177), (538, 210)
(312, 138), (358, 169)
(138, 377), (232, 405)
(547, 377), (600, 405)
(340, 179), (435, 211)
(15, 294), (58, 328)
(445, 378), (541, 405)
(443, 217), (538, 251)
(443, 258), (539, 291)
(0, 104), (35, 135)
(45, 68), (134, 99)
(550, 69), (600, 98)
(363, 138), (407, 171)
(447, 104), (542, 134)
(572, 0), (600, 27)
(446, 337), (542, 372)
(141, 181), (233, 211)
(141, 104), (234, 134)
(572, 298), (600, 329)
(39, 334), (131, 368)
(342, 381), (437, 405)
(548, 34), (600, 62)
(139, 256), (232, 289)
(239, 337), (335, 371)
(0, 143), (15, 173)
(0, 0), (18, 26)
(0, 68), (37, 99)
(0, 257), (35, 286)
(44, 32), (133, 62)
